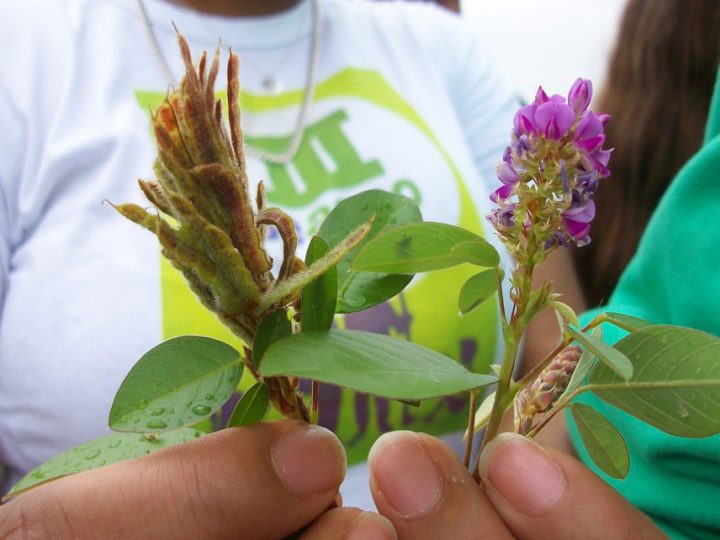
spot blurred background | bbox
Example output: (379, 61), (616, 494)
(401, 0), (628, 103)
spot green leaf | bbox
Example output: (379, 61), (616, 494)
(567, 326), (633, 380)
(353, 222), (488, 274)
(451, 239), (500, 267)
(5, 429), (204, 500)
(317, 190), (422, 313)
(550, 300), (580, 328)
(458, 269), (497, 315)
(301, 236), (337, 332)
(109, 336), (243, 433)
(260, 330), (497, 401)
(570, 403), (629, 479)
(465, 391), (496, 439)
(564, 327), (601, 396)
(588, 325), (720, 438)
(603, 312), (653, 332)
(227, 382), (270, 427)
(253, 309), (293, 368)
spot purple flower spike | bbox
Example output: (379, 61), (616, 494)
(497, 162), (520, 185)
(568, 78), (592, 114)
(488, 78), (611, 253)
(534, 101), (575, 139)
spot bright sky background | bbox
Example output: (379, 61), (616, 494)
(461, 0), (628, 103)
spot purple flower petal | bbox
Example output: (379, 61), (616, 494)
(582, 148), (613, 178)
(502, 146), (512, 164)
(513, 104), (537, 135)
(574, 112), (605, 152)
(564, 217), (591, 239)
(534, 86), (549, 104)
(488, 204), (516, 229)
(535, 101), (575, 139)
(564, 199), (595, 223)
(497, 162), (520, 185)
(490, 183), (514, 202)
(597, 113), (611, 125)
(568, 78), (592, 114)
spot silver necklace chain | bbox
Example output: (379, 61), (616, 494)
(134, 0), (322, 165)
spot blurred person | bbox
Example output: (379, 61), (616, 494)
(574, 0), (720, 307)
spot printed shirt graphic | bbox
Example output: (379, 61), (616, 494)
(136, 68), (503, 464)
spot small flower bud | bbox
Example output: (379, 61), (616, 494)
(568, 78), (592, 114)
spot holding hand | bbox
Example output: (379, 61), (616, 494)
(369, 431), (666, 540)
(0, 421), (394, 540)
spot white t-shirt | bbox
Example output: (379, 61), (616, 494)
(0, 0), (517, 508)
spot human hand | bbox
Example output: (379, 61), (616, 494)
(368, 431), (667, 539)
(0, 421), (395, 540)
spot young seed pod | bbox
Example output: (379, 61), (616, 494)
(514, 345), (581, 435)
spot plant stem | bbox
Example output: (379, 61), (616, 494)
(463, 389), (479, 468)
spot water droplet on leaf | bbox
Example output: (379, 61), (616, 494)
(191, 405), (212, 416)
(146, 419), (168, 429)
(150, 408), (166, 416)
(85, 450), (101, 460)
(108, 440), (122, 449)
(204, 394), (215, 401)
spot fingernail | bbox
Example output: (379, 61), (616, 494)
(346, 514), (397, 540)
(368, 431), (443, 519)
(271, 423), (346, 498)
(479, 433), (565, 515)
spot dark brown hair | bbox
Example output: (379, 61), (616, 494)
(574, 0), (720, 306)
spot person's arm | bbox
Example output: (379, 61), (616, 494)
(368, 430), (665, 539)
(0, 421), (396, 539)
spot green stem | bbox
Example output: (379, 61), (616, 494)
(474, 242), (537, 481)
(463, 389), (479, 468)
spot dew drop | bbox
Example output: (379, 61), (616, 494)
(146, 419), (168, 430)
(204, 393), (215, 401)
(150, 407), (166, 417)
(85, 450), (101, 460)
(108, 440), (122, 449)
(98, 460), (107, 466)
(192, 405), (212, 416)
(137, 400), (148, 410)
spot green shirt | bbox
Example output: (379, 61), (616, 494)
(569, 69), (720, 539)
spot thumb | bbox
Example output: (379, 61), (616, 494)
(1, 421), (345, 539)
(478, 433), (667, 540)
